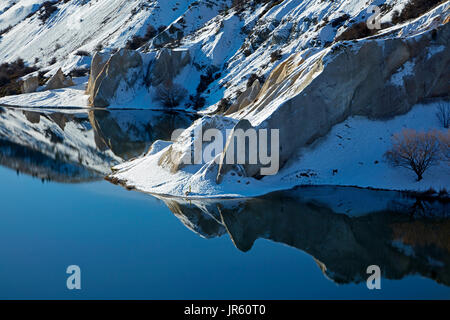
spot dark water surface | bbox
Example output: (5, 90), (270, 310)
(0, 107), (449, 299)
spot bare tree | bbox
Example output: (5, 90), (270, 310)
(384, 129), (441, 181)
(436, 101), (450, 128)
(438, 130), (450, 163)
(154, 80), (187, 108)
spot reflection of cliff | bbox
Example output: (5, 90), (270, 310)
(0, 107), (195, 182)
(89, 110), (196, 160)
(0, 138), (100, 182)
(159, 187), (450, 286)
(163, 200), (227, 239)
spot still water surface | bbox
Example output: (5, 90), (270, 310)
(0, 107), (449, 299)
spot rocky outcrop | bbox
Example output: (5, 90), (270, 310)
(157, 115), (237, 173)
(224, 79), (261, 115)
(148, 20), (450, 185)
(87, 49), (143, 107)
(86, 52), (109, 98)
(85, 48), (190, 107)
(221, 21), (450, 180)
(216, 119), (260, 183)
(106, 4), (450, 195)
(44, 68), (74, 91)
(21, 76), (39, 94)
(145, 48), (191, 87)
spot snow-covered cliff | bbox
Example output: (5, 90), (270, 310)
(0, 0), (448, 196)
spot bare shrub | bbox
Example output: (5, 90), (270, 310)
(392, 0), (445, 24)
(188, 94), (206, 110)
(437, 130), (450, 163)
(247, 73), (265, 88)
(69, 68), (89, 78)
(0, 58), (38, 97)
(75, 50), (90, 57)
(48, 57), (57, 66)
(94, 43), (103, 52)
(216, 97), (231, 114)
(154, 80), (187, 108)
(436, 102), (450, 129)
(384, 129), (441, 181)
(38, 1), (58, 24)
(335, 22), (376, 41)
(126, 25), (157, 50)
(270, 49), (282, 62)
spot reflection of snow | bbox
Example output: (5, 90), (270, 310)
(110, 101), (450, 198)
(392, 240), (416, 257)
(427, 257), (444, 268)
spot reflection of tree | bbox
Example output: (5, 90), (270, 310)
(159, 188), (450, 286)
(388, 197), (449, 218)
(391, 220), (450, 254)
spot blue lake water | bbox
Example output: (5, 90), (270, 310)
(0, 107), (449, 299)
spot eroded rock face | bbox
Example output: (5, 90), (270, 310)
(216, 119), (261, 183)
(86, 52), (109, 98)
(145, 48), (191, 87)
(21, 76), (39, 94)
(88, 49), (143, 107)
(158, 115), (237, 173)
(160, 21), (449, 184)
(86, 48), (191, 108)
(223, 21), (450, 180)
(224, 80), (261, 115)
(44, 68), (74, 91)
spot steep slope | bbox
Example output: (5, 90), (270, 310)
(108, 1), (450, 197)
(0, 0), (197, 72)
(0, 0), (448, 196)
(0, 0), (420, 106)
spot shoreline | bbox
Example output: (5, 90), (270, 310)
(105, 174), (450, 203)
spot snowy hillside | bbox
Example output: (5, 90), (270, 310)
(0, 0), (194, 68)
(0, 0), (448, 197)
(0, 0), (420, 105)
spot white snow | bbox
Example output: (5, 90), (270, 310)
(0, 77), (89, 108)
(110, 102), (450, 198)
(1, 0), (448, 198)
(0, 106), (120, 174)
(278, 102), (450, 193)
(389, 60), (415, 86)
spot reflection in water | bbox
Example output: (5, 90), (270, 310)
(1, 106), (449, 290)
(0, 106), (196, 182)
(158, 186), (450, 286)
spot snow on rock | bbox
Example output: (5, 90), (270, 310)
(1, 0), (449, 197)
(0, 77), (89, 107)
(110, 101), (450, 198)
